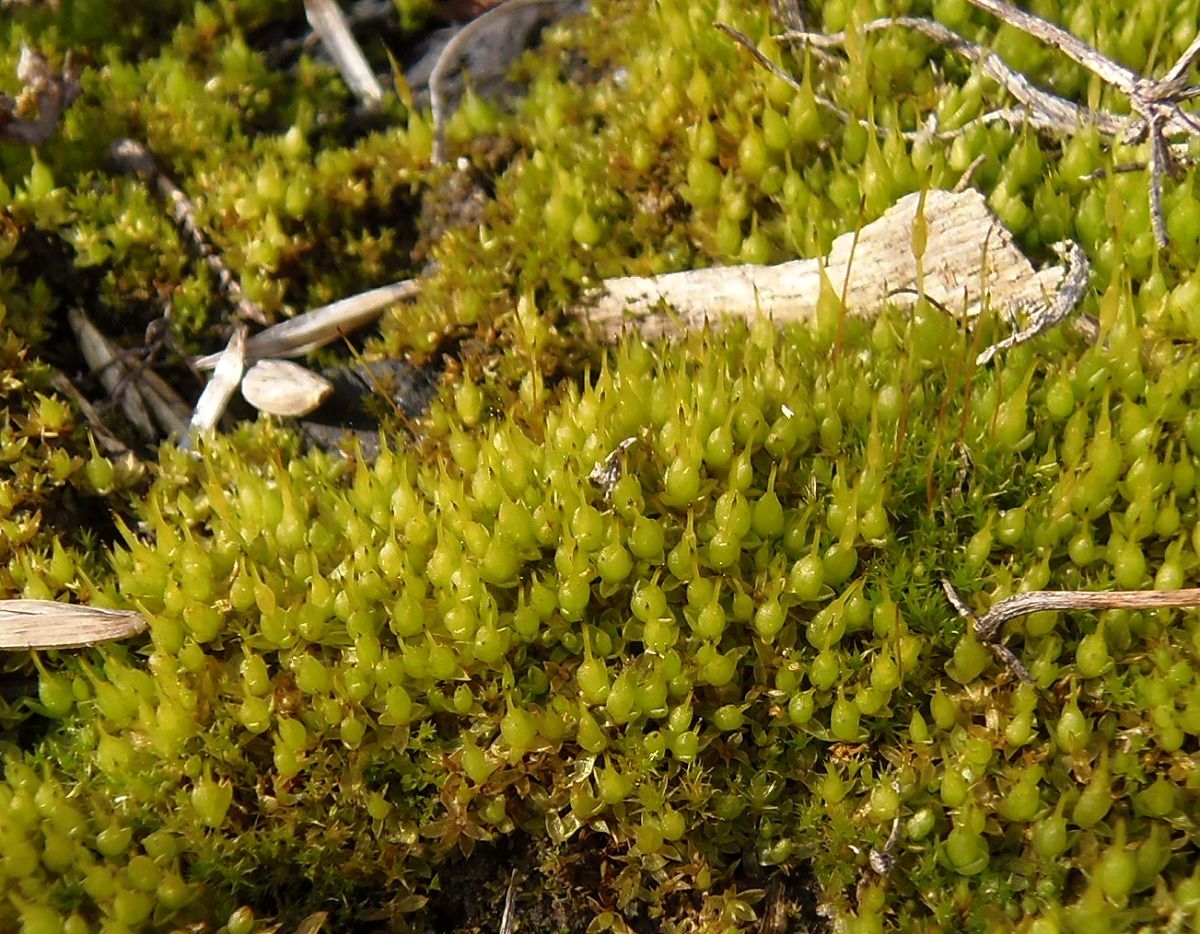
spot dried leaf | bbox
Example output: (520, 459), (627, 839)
(241, 359), (333, 417)
(0, 599), (147, 650)
(294, 911), (328, 934)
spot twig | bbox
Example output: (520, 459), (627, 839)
(304, 0), (385, 109)
(429, 0), (557, 164)
(960, 0), (1200, 247)
(68, 307), (158, 440)
(942, 579), (1200, 682)
(715, 22), (844, 113)
(46, 367), (129, 456)
(109, 139), (270, 326)
(787, 4), (1200, 246)
(0, 45), (81, 145)
(783, 18), (1122, 137)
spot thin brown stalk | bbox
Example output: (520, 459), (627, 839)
(942, 579), (1200, 682)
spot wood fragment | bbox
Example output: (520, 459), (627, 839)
(241, 359), (334, 417)
(304, 0), (385, 108)
(577, 188), (1072, 349)
(193, 279), (418, 370)
(110, 138), (270, 326)
(0, 599), (146, 650)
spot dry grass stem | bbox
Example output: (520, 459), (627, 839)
(304, 0), (385, 108)
(185, 324), (246, 448)
(193, 278), (418, 370)
(68, 307), (158, 439)
(942, 579), (1200, 682)
(430, 0), (558, 164)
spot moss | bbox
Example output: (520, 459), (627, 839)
(3, 0), (1200, 930)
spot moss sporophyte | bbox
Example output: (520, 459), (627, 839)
(5, 0), (1200, 930)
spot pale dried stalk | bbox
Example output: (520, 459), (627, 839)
(430, 0), (558, 164)
(0, 600), (146, 650)
(184, 324), (246, 448)
(304, 0), (385, 108)
(715, 22), (845, 118)
(68, 307), (157, 440)
(578, 188), (1078, 358)
(67, 307), (191, 440)
(110, 139), (269, 326)
(193, 278), (418, 370)
(46, 368), (129, 455)
(499, 869), (517, 934)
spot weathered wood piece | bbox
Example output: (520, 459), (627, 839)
(578, 188), (1068, 343)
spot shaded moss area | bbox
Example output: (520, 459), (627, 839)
(3, 0), (1200, 931)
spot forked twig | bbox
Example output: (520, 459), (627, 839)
(787, 0), (1200, 246)
(942, 579), (1200, 683)
(110, 139), (270, 326)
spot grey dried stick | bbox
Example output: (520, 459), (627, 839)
(304, 0), (385, 108)
(961, 0), (1200, 246)
(110, 139), (270, 326)
(784, 17), (1123, 137)
(975, 240), (1091, 366)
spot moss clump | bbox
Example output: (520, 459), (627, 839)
(3, 0), (1200, 930)
(5, 309), (1200, 930)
